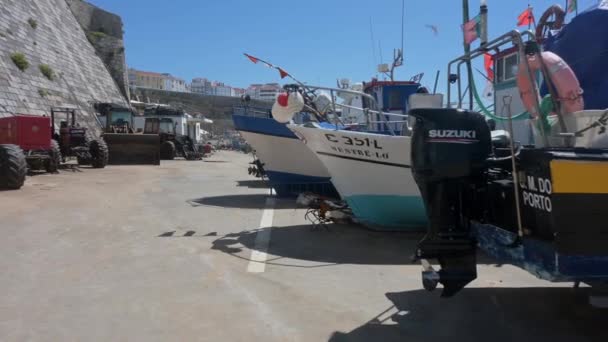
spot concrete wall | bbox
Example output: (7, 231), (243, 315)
(0, 0), (128, 134)
(130, 87), (271, 132)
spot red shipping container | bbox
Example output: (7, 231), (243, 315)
(0, 115), (51, 151)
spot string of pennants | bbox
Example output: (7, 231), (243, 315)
(244, 53), (292, 80)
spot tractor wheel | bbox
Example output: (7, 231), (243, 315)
(89, 139), (109, 168)
(0, 144), (27, 190)
(160, 141), (176, 160)
(45, 140), (62, 173)
(77, 156), (91, 165)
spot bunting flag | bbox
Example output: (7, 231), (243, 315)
(517, 7), (535, 27)
(278, 68), (289, 79)
(243, 53), (297, 83)
(245, 53), (259, 64)
(462, 15), (481, 44)
(567, 0), (577, 13)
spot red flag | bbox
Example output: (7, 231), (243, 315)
(278, 68), (289, 79)
(244, 53), (259, 64)
(517, 8), (535, 27)
(484, 53), (494, 82)
(462, 15), (481, 44)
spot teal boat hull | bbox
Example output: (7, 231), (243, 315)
(345, 195), (427, 231)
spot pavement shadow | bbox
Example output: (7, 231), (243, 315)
(328, 287), (608, 342)
(189, 194), (269, 209)
(26, 170), (56, 176)
(236, 180), (268, 189)
(212, 224), (503, 266)
(212, 224), (424, 265)
(189, 194), (296, 210)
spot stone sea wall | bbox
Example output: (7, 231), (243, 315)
(0, 0), (128, 134)
(66, 0), (130, 101)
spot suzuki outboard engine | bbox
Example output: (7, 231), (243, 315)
(409, 108), (491, 297)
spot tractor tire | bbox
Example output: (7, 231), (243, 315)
(89, 139), (109, 168)
(77, 156), (91, 165)
(0, 144), (27, 190)
(45, 139), (62, 173)
(160, 141), (176, 160)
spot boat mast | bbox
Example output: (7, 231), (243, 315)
(462, 0), (474, 109)
(389, 0), (406, 81)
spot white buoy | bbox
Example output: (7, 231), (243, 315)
(271, 92), (304, 123)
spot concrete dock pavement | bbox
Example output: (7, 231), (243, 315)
(0, 151), (606, 341)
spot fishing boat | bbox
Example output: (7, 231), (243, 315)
(288, 80), (436, 230)
(280, 0), (441, 230)
(232, 104), (338, 197)
(411, 2), (608, 306)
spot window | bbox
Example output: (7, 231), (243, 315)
(388, 89), (404, 109)
(504, 54), (518, 81)
(496, 58), (504, 83)
(496, 52), (518, 83)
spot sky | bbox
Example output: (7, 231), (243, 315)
(89, 0), (599, 91)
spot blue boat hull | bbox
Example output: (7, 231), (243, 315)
(232, 113), (338, 198)
(474, 223), (608, 282)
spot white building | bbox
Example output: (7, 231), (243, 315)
(128, 68), (187, 92)
(163, 74), (187, 92)
(232, 88), (245, 97)
(191, 78), (212, 94)
(245, 84), (262, 99)
(245, 83), (281, 102)
(212, 82), (232, 97)
(190, 78), (234, 96)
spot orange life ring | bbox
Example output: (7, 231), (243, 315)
(516, 51), (584, 119)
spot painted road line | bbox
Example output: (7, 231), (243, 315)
(247, 197), (275, 273)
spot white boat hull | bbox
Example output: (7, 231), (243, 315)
(289, 124), (427, 230)
(239, 130), (331, 179)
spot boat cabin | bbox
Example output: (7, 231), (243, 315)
(361, 79), (422, 134)
(490, 46), (535, 145)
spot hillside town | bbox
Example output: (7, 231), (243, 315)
(128, 67), (281, 101)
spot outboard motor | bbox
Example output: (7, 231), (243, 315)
(409, 108), (492, 297)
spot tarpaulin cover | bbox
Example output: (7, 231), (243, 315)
(543, 2), (608, 110)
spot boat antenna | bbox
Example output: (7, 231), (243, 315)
(389, 0), (406, 81)
(462, 0), (474, 109)
(369, 16), (378, 73)
(401, 0), (405, 59)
